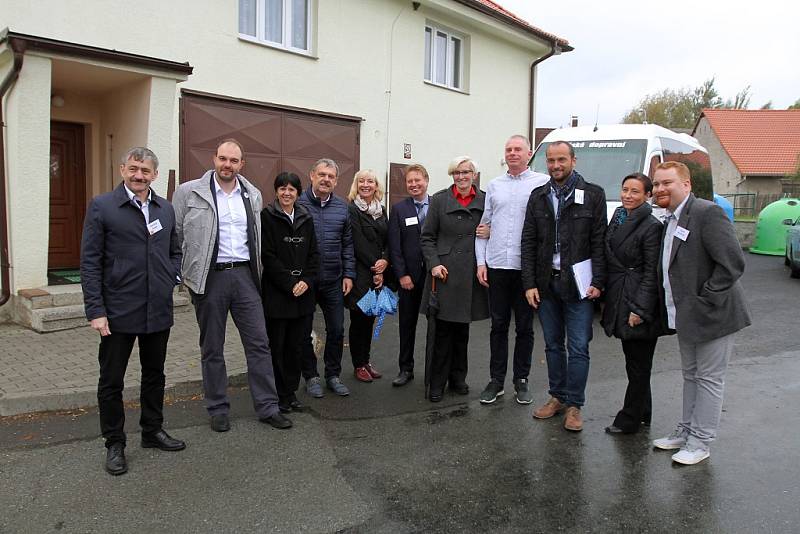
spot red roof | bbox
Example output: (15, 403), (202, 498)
(456, 0), (572, 50)
(695, 109), (800, 176)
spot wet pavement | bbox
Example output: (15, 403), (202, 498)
(1, 253), (798, 533)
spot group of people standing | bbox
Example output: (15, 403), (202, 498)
(81, 133), (749, 476)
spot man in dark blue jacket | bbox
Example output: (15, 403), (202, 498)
(81, 147), (185, 476)
(387, 164), (429, 386)
(297, 158), (356, 397)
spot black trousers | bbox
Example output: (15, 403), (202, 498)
(397, 278), (424, 373)
(349, 306), (376, 368)
(97, 329), (170, 447)
(266, 315), (308, 403)
(613, 337), (658, 432)
(429, 318), (469, 394)
(488, 268), (534, 382)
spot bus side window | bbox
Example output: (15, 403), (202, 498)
(648, 155), (662, 178)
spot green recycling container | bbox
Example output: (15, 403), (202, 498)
(750, 198), (800, 255)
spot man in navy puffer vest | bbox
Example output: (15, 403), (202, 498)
(297, 158), (356, 398)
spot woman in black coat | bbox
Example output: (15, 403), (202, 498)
(419, 156), (489, 402)
(344, 169), (394, 383)
(261, 173), (320, 413)
(601, 172), (665, 434)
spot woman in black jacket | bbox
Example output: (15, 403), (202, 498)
(601, 173), (664, 434)
(261, 173), (320, 413)
(344, 169), (393, 383)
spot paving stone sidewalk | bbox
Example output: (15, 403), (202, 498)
(0, 311), (247, 416)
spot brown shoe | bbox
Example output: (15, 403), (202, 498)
(532, 397), (564, 419)
(563, 406), (583, 432)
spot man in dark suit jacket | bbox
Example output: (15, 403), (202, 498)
(81, 147), (185, 476)
(651, 161), (751, 465)
(387, 164), (430, 386)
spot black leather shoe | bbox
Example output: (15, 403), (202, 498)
(392, 371), (414, 387)
(605, 425), (635, 435)
(260, 412), (293, 429)
(210, 414), (230, 433)
(429, 390), (443, 403)
(449, 382), (469, 395)
(141, 430), (186, 451)
(289, 399), (306, 412)
(105, 443), (128, 476)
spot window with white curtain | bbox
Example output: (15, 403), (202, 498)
(239, 0), (312, 53)
(423, 23), (466, 91)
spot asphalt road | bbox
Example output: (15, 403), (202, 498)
(1, 253), (798, 533)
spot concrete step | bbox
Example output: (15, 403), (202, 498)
(27, 304), (87, 332)
(13, 287), (192, 332)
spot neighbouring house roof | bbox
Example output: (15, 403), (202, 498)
(694, 109), (800, 176)
(454, 0), (573, 51)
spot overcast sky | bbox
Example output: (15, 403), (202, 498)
(499, 0), (800, 128)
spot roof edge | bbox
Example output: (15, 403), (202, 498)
(0, 28), (193, 75)
(451, 0), (573, 51)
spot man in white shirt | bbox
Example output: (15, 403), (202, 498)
(475, 135), (549, 405)
(173, 139), (291, 433)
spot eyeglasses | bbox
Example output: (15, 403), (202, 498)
(452, 170), (473, 176)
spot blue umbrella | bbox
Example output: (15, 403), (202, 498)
(356, 287), (398, 339)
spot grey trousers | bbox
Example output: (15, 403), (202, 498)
(677, 332), (735, 448)
(192, 266), (279, 419)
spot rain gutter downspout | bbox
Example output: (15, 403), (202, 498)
(0, 40), (25, 307)
(528, 43), (560, 145)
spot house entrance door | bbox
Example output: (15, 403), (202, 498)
(48, 121), (86, 269)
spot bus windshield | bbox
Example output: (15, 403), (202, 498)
(531, 140), (647, 201)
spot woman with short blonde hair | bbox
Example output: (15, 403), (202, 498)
(345, 169), (394, 382)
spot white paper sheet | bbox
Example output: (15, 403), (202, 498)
(572, 258), (593, 300)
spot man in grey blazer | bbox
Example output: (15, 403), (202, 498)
(651, 161), (751, 465)
(173, 139), (291, 432)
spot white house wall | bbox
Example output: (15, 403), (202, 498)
(4, 53), (52, 290)
(2, 0), (550, 193)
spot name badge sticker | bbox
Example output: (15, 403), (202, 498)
(405, 216), (419, 226)
(147, 219), (163, 235)
(674, 226), (690, 241)
(574, 189), (585, 204)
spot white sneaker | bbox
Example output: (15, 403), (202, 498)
(671, 446), (710, 465)
(653, 429), (688, 450)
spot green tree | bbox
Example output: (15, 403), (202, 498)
(723, 86), (751, 109)
(788, 98), (800, 110)
(760, 100), (773, 110)
(622, 78), (753, 128)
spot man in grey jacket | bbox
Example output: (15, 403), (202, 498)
(651, 161), (751, 465)
(173, 139), (291, 432)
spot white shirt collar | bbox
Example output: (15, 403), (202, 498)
(213, 174), (241, 196)
(123, 184), (151, 205)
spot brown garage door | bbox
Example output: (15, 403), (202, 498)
(180, 91), (361, 202)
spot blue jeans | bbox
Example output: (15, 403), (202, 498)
(301, 279), (345, 380)
(537, 277), (594, 407)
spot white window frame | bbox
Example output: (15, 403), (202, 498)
(424, 23), (466, 92)
(239, 0), (314, 56)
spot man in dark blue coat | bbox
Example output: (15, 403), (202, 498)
(297, 158), (356, 398)
(81, 147), (185, 476)
(387, 163), (429, 386)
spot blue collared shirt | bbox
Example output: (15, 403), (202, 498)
(475, 168), (549, 270)
(662, 194), (690, 329)
(413, 195), (429, 226)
